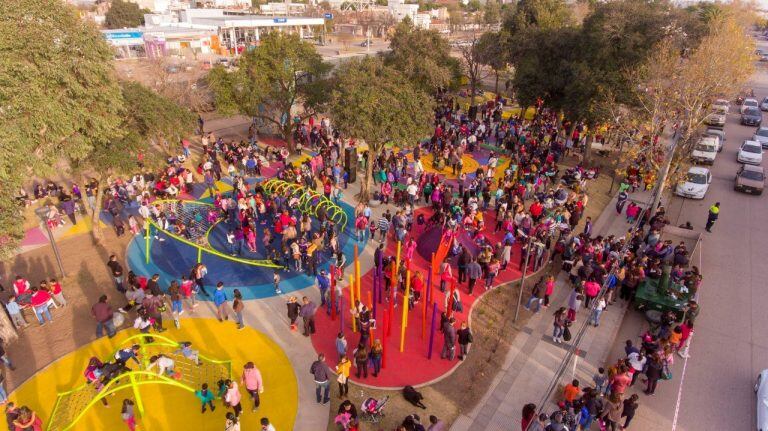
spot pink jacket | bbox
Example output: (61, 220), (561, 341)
(225, 382), (242, 406)
(241, 367), (263, 391)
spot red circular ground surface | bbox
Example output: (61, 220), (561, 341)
(310, 207), (529, 388)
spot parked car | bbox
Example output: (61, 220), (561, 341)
(761, 97), (768, 111)
(704, 128), (726, 152)
(755, 369), (768, 431)
(735, 164), (764, 194)
(691, 136), (719, 164)
(359, 40), (373, 47)
(737, 140), (764, 165)
(712, 98), (730, 112)
(675, 166), (712, 199)
(753, 126), (768, 148)
(742, 107), (763, 126)
(741, 98), (759, 114)
(705, 106), (727, 127)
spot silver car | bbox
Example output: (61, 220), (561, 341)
(705, 128), (726, 152)
(761, 97), (768, 111)
(754, 127), (768, 148)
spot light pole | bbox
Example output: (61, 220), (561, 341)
(514, 235), (535, 322)
(34, 207), (65, 278)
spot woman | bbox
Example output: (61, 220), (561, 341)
(286, 296), (301, 331)
(370, 339), (383, 377)
(601, 393), (623, 431)
(241, 362), (263, 411)
(521, 403), (536, 431)
(543, 275), (555, 307)
(121, 399), (136, 431)
(354, 343), (369, 379)
(644, 354), (664, 395)
(336, 354), (351, 398)
(485, 258), (500, 290)
(232, 289), (245, 330)
(552, 307), (566, 343)
(12, 406), (43, 431)
(621, 394), (640, 429)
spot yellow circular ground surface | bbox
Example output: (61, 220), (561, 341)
(9, 318), (297, 431)
(407, 152), (480, 179)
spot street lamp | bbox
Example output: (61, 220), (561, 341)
(34, 206), (66, 278)
(514, 234), (536, 322)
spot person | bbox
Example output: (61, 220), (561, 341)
(91, 295), (116, 338)
(466, 258), (482, 295)
(590, 297), (606, 327)
(593, 367), (608, 395)
(353, 343), (369, 379)
(232, 289), (245, 330)
(562, 379), (580, 411)
(213, 282), (230, 322)
(5, 403), (19, 430)
(175, 341), (201, 365)
(12, 406), (42, 431)
(427, 415), (445, 431)
(241, 362), (263, 412)
(114, 345), (141, 366)
(440, 317), (456, 360)
(335, 332), (347, 360)
(29, 287), (53, 325)
(107, 255), (125, 293)
(260, 417), (277, 431)
(601, 393), (623, 431)
(5, 296), (27, 329)
(225, 412), (241, 431)
(49, 279), (66, 307)
(644, 354), (664, 395)
(521, 403), (537, 431)
(552, 307), (566, 343)
(121, 399), (136, 431)
(195, 383), (216, 413)
(370, 339), (383, 377)
(273, 270), (282, 294)
(336, 354), (351, 398)
(286, 296), (300, 331)
(705, 202), (720, 232)
(300, 296), (317, 336)
(147, 354), (176, 377)
(310, 354), (331, 404)
(621, 393), (639, 429)
(224, 379), (243, 417)
(457, 321), (473, 360)
(168, 280), (182, 329)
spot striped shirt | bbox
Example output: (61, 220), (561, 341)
(377, 217), (390, 232)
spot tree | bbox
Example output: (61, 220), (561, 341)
(385, 19), (458, 93)
(483, 1), (502, 26)
(0, 0), (123, 257)
(104, 0), (148, 29)
(78, 82), (195, 239)
(207, 32), (332, 153)
(475, 31), (508, 94)
(330, 57), (434, 201)
(502, 0), (573, 37)
(459, 34), (492, 106)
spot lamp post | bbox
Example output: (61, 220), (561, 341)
(34, 207), (65, 278)
(514, 235), (534, 322)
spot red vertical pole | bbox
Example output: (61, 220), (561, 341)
(330, 265), (336, 321)
(382, 311), (388, 369)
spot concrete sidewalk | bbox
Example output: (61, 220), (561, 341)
(451, 189), (654, 431)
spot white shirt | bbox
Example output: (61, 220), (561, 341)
(148, 356), (175, 375)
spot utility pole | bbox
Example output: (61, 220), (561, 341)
(514, 235), (534, 322)
(648, 129), (682, 215)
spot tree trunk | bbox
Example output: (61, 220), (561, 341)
(494, 71), (499, 95)
(583, 133), (593, 166)
(0, 312), (18, 343)
(359, 150), (376, 203)
(91, 177), (105, 243)
(282, 123), (295, 154)
(469, 78), (477, 109)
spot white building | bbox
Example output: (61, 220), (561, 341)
(387, 0), (418, 23)
(258, 2), (308, 15)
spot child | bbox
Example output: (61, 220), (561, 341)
(5, 296), (27, 329)
(49, 278), (66, 307)
(567, 294), (583, 322)
(147, 354), (176, 377)
(121, 399), (136, 431)
(273, 270), (282, 294)
(195, 383), (216, 413)
(593, 367), (608, 395)
(180, 276), (197, 309)
(175, 341), (201, 365)
(260, 417), (276, 431)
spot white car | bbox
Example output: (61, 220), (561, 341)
(742, 98), (760, 114)
(704, 128), (726, 152)
(712, 98), (730, 112)
(754, 127), (768, 148)
(675, 166), (711, 199)
(737, 140), (764, 165)
(705, 108), (727, 127)
(756, 369), (768, 431)
(761, 97), (768, 111)
(691, 136), (719, 164)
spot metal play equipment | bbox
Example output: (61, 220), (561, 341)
(47, 334), (232, 431)
(261, 178), (348, 231)
(143, 199), (281, 268)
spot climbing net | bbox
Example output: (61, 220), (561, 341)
(47, 334), (231, 431)
(262, 178), (348, 230)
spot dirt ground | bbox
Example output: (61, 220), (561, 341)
(0, 227), (132, 393)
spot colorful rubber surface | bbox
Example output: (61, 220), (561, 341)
(9, 318), (297, 431)
(310, 207), (526, 388)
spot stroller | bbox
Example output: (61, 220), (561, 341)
(360, 395), (389, 423)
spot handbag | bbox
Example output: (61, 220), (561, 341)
(563, 325), (572, 342)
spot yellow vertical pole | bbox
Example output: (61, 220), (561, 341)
(354, 245), (361, 301)
(400, 269), (410, 352)
(349, 274), (356, 332)
(197, 246), (202, 264)
(144, 219), (150, 264)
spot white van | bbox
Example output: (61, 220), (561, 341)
(691, 136), (719, 165)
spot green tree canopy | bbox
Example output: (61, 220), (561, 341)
(331, 57), (434, 201)
(502, 0), (573, 36)
(0, 0), (123, 257)
(384, 20), (458, 93)
(208, 32), (331, 152)
(105, 0), (148, 29)
(475, 31), (508, 93)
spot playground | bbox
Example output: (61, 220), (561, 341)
(8, 318), (298, 431)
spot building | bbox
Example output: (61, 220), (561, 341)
(102, 28), (147, 58)
(387, 0), (418, 23)
(258, 2), (308, 15)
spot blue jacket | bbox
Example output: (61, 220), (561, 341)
(213, 289), (227, 306)
(316, 274), (330, 291)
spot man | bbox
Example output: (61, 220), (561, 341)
(705, 202), (720, 232)
(456, 246), (471, 283)
(106, 255), (125, 293)
(466, 258), (482, 295)
(300, 296), (317, 337)
(377, 214), (390, 242)
(114, 345), (141, 366)
(316, 271), (331, 308)
(91, 295), (116, 338)
(310, 353), (331, 404)
(146, 274), (162, 297)
(373, 243), (384, 275)
(440, 317), (457, 361)
(213, 282), (230, 322)
(583, 216), (593, 237)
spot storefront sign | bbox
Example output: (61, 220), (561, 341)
(103, 31), (144, 47)
(273, 18), (288, 23)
